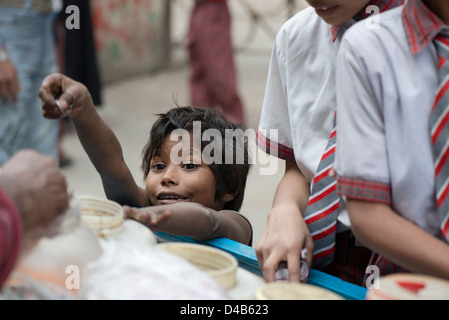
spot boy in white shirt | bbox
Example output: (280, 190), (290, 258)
(335, 0), (449, 280)
(256, 0), (404, 285)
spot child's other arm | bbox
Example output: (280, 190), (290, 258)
(348, 199), (449, 281)
(124, 202), (252, 245)
(39, 73), (148, 207)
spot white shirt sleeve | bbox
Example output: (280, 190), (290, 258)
(257, 29), (295, 162)
(335, 34), (391, 204)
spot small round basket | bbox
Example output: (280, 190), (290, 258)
(365, 273), (449, 300)
(254, 282), (344, 300)
(157, 242), (238, 289)
(79, 195), (124, 237)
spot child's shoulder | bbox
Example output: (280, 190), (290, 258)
(283, 6), (325, 31)
(339, 5), (409, 74)
(275, 7), (332, 48)
(284, 7), (329, 33)
(343, 5), (405, 47)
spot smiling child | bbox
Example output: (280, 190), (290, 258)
(39, 73), (252, 246)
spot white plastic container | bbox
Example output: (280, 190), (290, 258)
(5, 194), (103, 299)
(79, 195), (157, 249)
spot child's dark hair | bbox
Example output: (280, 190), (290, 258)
(141, 106), (251, 211)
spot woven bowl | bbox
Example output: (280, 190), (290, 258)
(79, 195), (125, 237)
(365, 273), (449, 300)
(255, 282), (344, 300)
(157, 242), (238, 289)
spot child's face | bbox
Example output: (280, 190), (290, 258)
(306, 0), (372, 25)
(145, 134), (228, 211)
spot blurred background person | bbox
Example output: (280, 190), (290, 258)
(56, 0), (102, 107)
(53, 0), (102, 167)
(187, 0), (246, 126)
(0, 0), (60, 166)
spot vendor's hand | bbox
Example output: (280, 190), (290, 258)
(255, 203), (314, 283)
(124, 206), (171, 229)
(0, 59), (20, 104)
(0, 149), (70, 231)
(39, 72), (92, 119)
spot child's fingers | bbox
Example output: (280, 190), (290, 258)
(39, 89), (62, 119)
(153, 210), (171, 225)
(39, 74), (65, 118)
(41, 73), (64, 94)
(57, 91), (75, 117)
(40, 73), (79, 118)
(123, 205), (139, 220)
(123, 206), (171, 226)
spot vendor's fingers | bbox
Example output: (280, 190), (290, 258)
(46, 166), (69, 190)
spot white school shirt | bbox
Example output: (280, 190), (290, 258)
(257, 7), (354, 230)
(335, 5), (447, 239)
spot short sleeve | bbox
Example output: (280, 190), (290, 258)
(335, 36), (392, 205)
(257, 31), (295, 162)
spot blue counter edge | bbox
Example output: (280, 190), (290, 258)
(154, 232), (367, 300)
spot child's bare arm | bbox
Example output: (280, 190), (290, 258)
(39, 73), (148, 207)
(124, 202), (252, 245)
(348, 199), (449, 281)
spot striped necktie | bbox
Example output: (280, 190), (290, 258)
(431, 34), (449, 242)
(304, 113), (339, 268)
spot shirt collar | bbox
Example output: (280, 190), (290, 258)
(402, 0), (448, 54)
(331, 0), (405, 42)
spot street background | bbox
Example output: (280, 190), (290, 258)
(60, 0), (309, 246)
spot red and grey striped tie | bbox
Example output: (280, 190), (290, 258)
(432, 34), (449, 242)
(304, 114), (339, 268)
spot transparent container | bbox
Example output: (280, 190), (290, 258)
(79, 195), (157, 249)
(4, 194), (103, 299)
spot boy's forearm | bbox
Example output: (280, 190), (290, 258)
(71, 105), (123, 170)
(70, 100), (143, 205)
(151, 202), (221, 240)
(149, 202), (250, 244)
(348, 199), (449, 280)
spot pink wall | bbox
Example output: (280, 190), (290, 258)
(91, 0), (164, 82)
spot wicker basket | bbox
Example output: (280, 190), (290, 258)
(157, 242), (238, 289)
(254, 282), (344, 300)
(79, 195), (124, 237)
(365, 273), (449, 300)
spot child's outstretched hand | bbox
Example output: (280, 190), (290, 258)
(123, 205), (171, 230)
(39, 72), (92, 119)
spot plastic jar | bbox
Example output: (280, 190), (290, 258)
(5, 194), (103, 299)
(79, 195), (157, 249)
